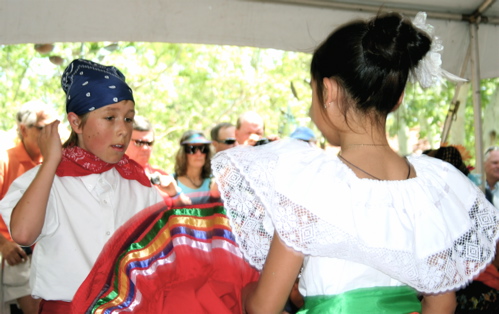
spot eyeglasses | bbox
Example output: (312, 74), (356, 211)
(132, 139), (154, 147)
(217, 138), (236, 145)
(184, 144), (209, 154)
(29, 125), (45, 131)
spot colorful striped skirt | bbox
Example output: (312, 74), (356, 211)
(71, 202), (260, 314)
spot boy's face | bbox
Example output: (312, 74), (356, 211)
(76, 100), (135, 164)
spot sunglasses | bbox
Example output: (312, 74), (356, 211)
(254, 138), (270, 146)
(217, 138), (236, 145)
(184, 144), (209, 154)
(132, 139), (154, 147)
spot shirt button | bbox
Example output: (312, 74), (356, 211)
(106, 231), (111, 236)
(103, 200), (108, 204)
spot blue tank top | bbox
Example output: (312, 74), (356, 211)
(177, 178), (214, 205)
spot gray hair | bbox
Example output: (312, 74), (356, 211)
(132, 115), (155, 142)
(16, 100), (56, 139)
(485, 146), (499, 161)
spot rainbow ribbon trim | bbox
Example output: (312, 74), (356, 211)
(87, 205), (237, 314)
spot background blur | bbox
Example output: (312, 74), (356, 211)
(0, 42), (497, 172)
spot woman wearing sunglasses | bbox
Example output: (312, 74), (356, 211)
(173, 130), (220, 205)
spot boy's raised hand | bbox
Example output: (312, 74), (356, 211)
(38, 120), (62, 166)
(12, 120), (63, 246)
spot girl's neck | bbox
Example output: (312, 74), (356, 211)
(185, 167), (202, 180)
(339, 132), (390, 155)
(335, 129), (415, 181)
(182, 168), (204, 189)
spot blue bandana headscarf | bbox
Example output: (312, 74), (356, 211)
(61, 59), (134, 115)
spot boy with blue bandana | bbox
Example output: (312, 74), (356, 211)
(0, 59), (163, 313)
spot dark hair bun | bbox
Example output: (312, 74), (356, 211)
(310, 12), (433, 117)
(363, 13), (431, 72)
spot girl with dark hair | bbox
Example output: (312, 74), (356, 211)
(212, 12), (499, 313)
(173, 130), (219, 205)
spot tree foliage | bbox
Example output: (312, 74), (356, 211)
(1, 42), (497, 171)
(0, 42), (312, 171)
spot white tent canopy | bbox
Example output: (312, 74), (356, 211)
(1, 0), (498, 182)
(1, 0), (498, 79)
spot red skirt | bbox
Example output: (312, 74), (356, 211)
(39, 300), (72, 314)
(72, 202), (259, 314)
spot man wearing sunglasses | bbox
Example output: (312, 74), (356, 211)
(235, 111), (280, 146)
(235, 111), (265, 146)
(126, 116), (190, 207)
(210, 122), (237, 153)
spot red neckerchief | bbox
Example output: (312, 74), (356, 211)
(56, 145), (151, 187)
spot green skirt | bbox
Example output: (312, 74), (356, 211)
(298, 285), (421, 314)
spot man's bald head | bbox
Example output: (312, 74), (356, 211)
(235, 111), (264, 145)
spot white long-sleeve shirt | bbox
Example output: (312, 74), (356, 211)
(0, 166), (163, 301)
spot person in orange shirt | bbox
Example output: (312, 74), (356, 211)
(0, 100), (56, 314)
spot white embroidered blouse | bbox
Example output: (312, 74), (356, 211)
(212, 139), (499, 295)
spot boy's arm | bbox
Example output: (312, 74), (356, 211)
(10, 121), (61, 246)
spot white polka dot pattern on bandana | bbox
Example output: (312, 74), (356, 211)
(62, 59), (134, 115)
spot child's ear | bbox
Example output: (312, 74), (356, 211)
(67, 112), (83, 134)
(391, 92), (405, 112)
(322, 77), (340, 108)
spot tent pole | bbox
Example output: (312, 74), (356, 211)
(474, 0), (497, 16)
(441, 44), (472, 144)
(470, 22), (485, 191)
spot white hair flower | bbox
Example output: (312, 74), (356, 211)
(410, 12), (467, 88)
